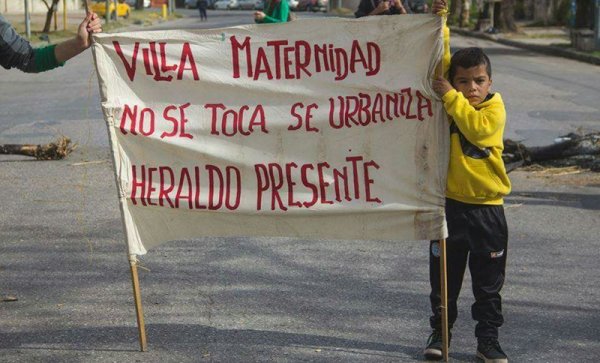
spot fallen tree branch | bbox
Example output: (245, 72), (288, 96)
(0, 136), (76, 160)
(504, 132), (600, 172)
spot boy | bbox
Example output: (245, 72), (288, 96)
(425, 1), (511, 362)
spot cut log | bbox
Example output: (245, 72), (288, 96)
(504, 132), (600, 172)
(0, 136), (76, 160)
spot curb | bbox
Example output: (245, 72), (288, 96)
(450, 26), (600, 66)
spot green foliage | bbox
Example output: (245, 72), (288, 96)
(513, 0), (528, 20)
(555, 0), (571, 26)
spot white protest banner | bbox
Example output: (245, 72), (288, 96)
(92, 15), (449, 256)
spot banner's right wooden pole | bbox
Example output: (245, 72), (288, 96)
(129, 255), (147, 352)
(435, 8), (449, 361)
(440, 238), (449, 362)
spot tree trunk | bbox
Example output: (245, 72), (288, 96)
(497, 0), (518, 32)
(575, 0), (593, 28)
(42, 0), (61, 33)
(449, 0), (463, 25)
(460, 0), (472, 27)
(533, 0), (560, 25)
(521, 0), (534, 19)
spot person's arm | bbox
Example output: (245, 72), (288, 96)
(0, 14), (36, 72)
(0, 12), (101, 73)
(371, 0), (391, 15)
(54, 12), (102, 63)
(261, 0), (290, 23)
(433, 74), (505, 148)
(390, 0), (409, 14)
(442, 91), (505, 148)
(354, 0), (374, 17)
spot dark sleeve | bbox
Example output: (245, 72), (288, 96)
(0, 14), (36, 73)
(355, 0), (374, 17)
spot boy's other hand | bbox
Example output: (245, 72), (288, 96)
(431, 0), (446, 14)
(254, 11), (266, 21)
(432, 76), (453, 97)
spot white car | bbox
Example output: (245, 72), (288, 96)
(238, 0), (256, 9)
(288, 0), (298, 10)
(214, 0), (238, 9)
(125, 0), (151, 7)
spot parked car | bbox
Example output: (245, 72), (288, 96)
(297, 0), (326, 11)
(124, 0), (151, 7)
(91, 0), (131, 19)
(254, 0), (263, 9)
(288, 0), (298, 10)
(214, 0), (238, 9)
(238, 0), (256, 9)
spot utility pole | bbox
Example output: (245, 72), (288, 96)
(24, 0), (31, 39)
(63, 0), (67, 31)
(106, 0), (111, 22)
(595, 0), (600, 49)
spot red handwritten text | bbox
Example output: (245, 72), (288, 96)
(113, 41), (200, 82)
(230, 36), (380, 82)
(254, 155), (381, 211)
(329, 88), (433, 128)
(119, 103), (193, 139)
(130, 164), (241, 210)
(205, 103), (269, 136)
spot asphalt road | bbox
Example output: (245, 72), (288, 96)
(1, 10), (599, 362)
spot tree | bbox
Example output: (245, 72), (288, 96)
(497, 0), (518, 32)
(448, 0), (462, 25)
(41, 0), (61, 33)
(575, 0), (593, 28)
(460, 0), (472, 27)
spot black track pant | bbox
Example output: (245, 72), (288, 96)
(429, 198), (508, 339)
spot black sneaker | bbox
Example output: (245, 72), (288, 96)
(476, 337), (508, 363)
(423, 330), (450, 361)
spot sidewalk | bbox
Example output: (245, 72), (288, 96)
(3, 8), (174, 46)
(450, 25), (600, 66)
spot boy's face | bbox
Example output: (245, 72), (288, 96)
(451, 64), (492, 106)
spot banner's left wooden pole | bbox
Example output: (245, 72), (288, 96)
(129, 256), (147, 352)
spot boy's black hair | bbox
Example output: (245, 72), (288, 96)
(448, 47), (492, 83)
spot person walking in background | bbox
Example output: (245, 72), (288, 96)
(197, 0), (208, 21)
(254, 0), (290, 23)
(355, 0), (411, 18)
(0, 12), (102, 73)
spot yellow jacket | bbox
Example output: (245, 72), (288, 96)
(440, 25), (511, 205)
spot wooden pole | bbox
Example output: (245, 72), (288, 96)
(129, 255), (147, 352)
(439, 238), (449, 362)
(63, 0), (67, 31)
(434, 9), (450, 361)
